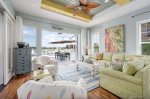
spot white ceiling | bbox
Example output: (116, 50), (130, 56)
(11, 0), (150, 27)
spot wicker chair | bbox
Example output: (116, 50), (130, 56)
(32, 56), (58, 80)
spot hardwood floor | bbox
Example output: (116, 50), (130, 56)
(0, 73), (120, 99)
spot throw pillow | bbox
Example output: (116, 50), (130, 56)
(122, 60), (144, 75)
(96, 54), (103, 60)
(110, 61), (125, 71)
(125, 55), (136, 62)
(112, 53), (125, 62)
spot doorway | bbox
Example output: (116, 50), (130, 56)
(41, 30), (77, 61)
(0, 9), (4, 86)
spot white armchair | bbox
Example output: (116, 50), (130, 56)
(17, 78), (87, 99)
(32, 56), (58, 79)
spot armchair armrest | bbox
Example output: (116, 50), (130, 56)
(17, 80), (87, 99)
(48, 60), (58, 66)
(33, 62), (45, 70)
(99, 68), (142, 85)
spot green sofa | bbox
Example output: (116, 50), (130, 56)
(98, 53), (150, 99)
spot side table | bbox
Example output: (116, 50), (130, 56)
(33, 69), (49, 80)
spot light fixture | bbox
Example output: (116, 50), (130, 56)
(104, 0), (109, 2)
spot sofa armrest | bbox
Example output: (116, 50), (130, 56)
(143, 66), (150, 99)
(99, 68), (142, 85)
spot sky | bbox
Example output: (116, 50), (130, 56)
(23, 26), (75, 47)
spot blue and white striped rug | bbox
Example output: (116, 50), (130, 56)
(58, 62), (100, 91)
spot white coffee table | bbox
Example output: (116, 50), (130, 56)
(76, 61), (98, 78)
(33, 69), (49, 80)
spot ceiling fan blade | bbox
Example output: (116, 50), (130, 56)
(65, 5), (79, 9)
(87, 2), (100, 8)
(83, 7), (90, 16)
(79, 0), (88, 5)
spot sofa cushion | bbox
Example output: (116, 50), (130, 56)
(112, 53), (125, 62)
(99, 68), (142, 85)
(123, 60), (144, 75)
(134, 64), (150, 79)
(97, 60), (111, 68)
(103, 53), (113, 61)
(125, 55), (136, 62)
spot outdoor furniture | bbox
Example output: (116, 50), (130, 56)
(55, 51), (70, 61)
(32, 56), (58, 80)
(55, 51), (61, 59)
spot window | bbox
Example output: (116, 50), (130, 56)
(91, 32), (100, 54)
(23, 26), (36, 56)
(140, 22), (150, 55)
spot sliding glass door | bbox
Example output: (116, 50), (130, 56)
(3, 12), (14, 85)
(23, 26), (37, 57)
(41, 29), (77, 60)
(22, 25), (79, 60)
(0, 11), (3, 85)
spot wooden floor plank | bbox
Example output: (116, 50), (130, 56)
(0, 73), (120, 99)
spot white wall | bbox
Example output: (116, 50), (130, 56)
(2, 0), (15, 17)
(0, 12), (3, 84)
(0, 0), (15, 20)
(90, 6), (150, 54)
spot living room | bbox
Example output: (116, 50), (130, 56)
(0, 0), (150, 99)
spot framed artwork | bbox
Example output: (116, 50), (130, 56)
(105, 24), (125, 52)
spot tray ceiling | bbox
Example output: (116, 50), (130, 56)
(50, 0), (116, 16)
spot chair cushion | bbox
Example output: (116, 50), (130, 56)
(103, 53), (113, 61)
(122, 60), (144, 75)
(112, 53), (125, 62)
(53, 81), (76, 85)
(45, 65), (56, 68)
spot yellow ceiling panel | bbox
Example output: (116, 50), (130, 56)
(41, 0), (92, 22)
(114, 0), (132, 5)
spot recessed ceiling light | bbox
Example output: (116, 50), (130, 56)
(104, 0), (109, 2)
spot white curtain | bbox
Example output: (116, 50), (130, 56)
(0, 12), (4, 84)
(14, 16), (23, 47)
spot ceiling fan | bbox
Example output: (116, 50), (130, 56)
(66, 0), (100, 16)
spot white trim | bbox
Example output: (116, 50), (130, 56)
(136, 19), (150, 55)
(3, 11), (14, 85)
(0, 0), (15, 21)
